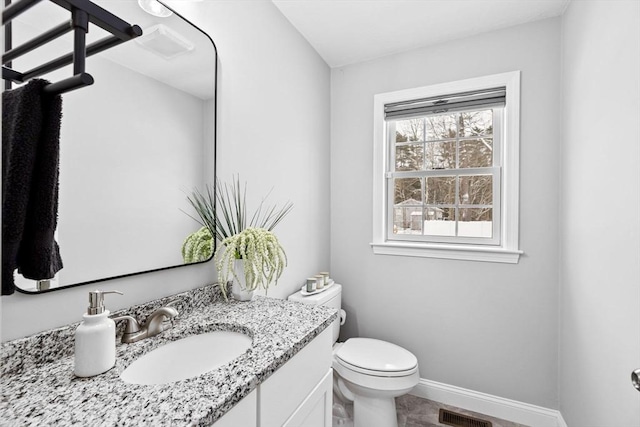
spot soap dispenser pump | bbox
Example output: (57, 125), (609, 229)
(74, 290), (123, 377)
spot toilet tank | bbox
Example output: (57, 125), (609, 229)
(288, 284), (342, 344)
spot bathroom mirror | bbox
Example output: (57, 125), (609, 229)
(8, 0), (216, 293)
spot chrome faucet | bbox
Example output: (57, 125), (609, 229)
(113, 304), (179, 344)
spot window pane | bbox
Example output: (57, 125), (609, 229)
(425, 140), (455, 170)
(394, 178), (422, 205)
(424, 207), (455, 236)
(459, 138), (493, 168)
(393, 207), (423, 235)
(426, 114), (456, 140)
(396, 119), (424, 142)
(395, 144), (424, 171)
(425, 176), (456, 205)
(460, 110), (493, 137)
(458, 208), (493, 238)
(459, 175), (492, 205)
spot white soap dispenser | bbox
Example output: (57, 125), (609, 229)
(74, 290), (123, 377)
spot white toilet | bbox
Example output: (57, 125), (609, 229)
(289, 283), (419, 427)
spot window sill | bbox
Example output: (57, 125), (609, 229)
(370, 241), (522, 264)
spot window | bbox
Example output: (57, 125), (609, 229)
(371, 72), (522, 263)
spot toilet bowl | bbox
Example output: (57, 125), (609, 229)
(332, 338), (419, 427)
(288, 284), (419, 427)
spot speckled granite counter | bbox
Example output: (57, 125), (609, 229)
(0, 284), (337, 426)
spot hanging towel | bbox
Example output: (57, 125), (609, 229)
(2, 79), (63, 295)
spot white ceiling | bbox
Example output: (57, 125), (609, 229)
(272, 0), (570, 67)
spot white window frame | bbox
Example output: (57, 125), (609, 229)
(371, 72), (522, 263)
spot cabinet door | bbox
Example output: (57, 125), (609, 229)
(212, 389), (257, 427)
(259, 328), (332, 427)
(283, 369), (333, 427)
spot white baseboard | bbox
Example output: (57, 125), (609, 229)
(410, 378), (565, 427)
(556, 412), (568, 427)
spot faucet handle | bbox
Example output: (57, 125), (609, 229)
(112, 315), (141, 334)
(165, 299), (180, 310)
(164, 303), (180, 329)
(164, 300), (181, 320)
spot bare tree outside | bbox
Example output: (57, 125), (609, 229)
(392, 109), (495, 238)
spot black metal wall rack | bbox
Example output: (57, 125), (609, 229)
(2, 0), (142, 95)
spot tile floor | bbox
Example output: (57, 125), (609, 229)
(395, 394), (529, 427)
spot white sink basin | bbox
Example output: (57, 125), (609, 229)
(120, 331), (252, 385)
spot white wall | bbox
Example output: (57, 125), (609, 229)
(559, 1), (640, 425)
(331, 18), (561, 408)
(1, 0), (330, 341)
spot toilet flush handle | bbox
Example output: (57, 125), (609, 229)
(632, 369), (640, 392)
(340, 309), (346, 325)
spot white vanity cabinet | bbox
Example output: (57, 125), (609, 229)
(212, 389), (257, 427)
(281, 369), (333, 427)
(259, 327), (333, 427)
(213, 327), (333, 427)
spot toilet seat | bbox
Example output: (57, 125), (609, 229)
(335, 357), (418, 378)
(334, 338), (418, 377)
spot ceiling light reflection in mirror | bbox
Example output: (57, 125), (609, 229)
(138, 0), (173, 18)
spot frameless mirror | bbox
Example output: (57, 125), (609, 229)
(8, 0), (216, 293)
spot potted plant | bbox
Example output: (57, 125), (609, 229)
(185, 176), (293, 300)
(215, 227), (287, 300)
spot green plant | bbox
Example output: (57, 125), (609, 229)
(184, 176), (293, 243)
(181, 227), (214, 263)
(184, 176), (293, 299)
(216, 227), (287, 297)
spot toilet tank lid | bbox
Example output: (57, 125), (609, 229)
(288, 283), (342, 305)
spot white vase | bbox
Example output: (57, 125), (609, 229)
(231, 259), (254, 301)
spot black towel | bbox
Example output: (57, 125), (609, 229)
(2, 79), (63, 295)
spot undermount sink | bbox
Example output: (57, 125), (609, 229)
(120, 331), (252, 385)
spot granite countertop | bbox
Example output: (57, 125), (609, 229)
(0, 284), (337, 426)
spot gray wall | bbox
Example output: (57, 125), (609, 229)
(559, 1), (640, 425)
(0, 0), (331, 341)
(330, 18), (561, 409)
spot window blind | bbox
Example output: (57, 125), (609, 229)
(384, 87), (506, 120)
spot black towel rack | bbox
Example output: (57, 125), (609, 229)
(2, 0), (142, 95)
